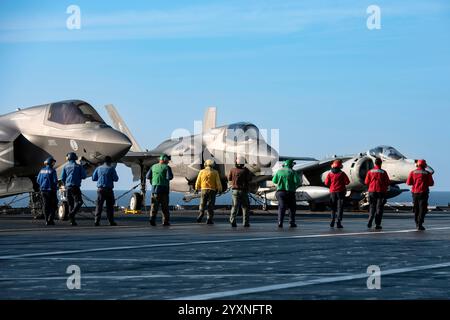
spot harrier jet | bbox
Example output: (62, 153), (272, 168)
(0, 100), (132, 199)
(106, 105), (316, 210)
(259, 145), (433, 210)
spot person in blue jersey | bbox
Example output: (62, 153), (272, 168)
(37, 157), (58, 226)
(92, 156), (119, 226)
(61, 152), (87, 226)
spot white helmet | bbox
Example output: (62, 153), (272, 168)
(236, 156), (246, 165)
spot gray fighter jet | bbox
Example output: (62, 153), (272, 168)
(0, 100), (132, 200)
(259, 145), (433, 210)
(106, 105), (316, 210)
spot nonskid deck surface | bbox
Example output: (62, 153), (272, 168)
(1, 211), (450, 300)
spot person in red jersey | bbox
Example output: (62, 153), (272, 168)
(365, 158), (391, 230)
(407, 159), (435, 231)
(324, 160), (350, 229)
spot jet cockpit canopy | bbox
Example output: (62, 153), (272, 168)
(48, 100), (105, 125)
(226, 123), (260, 143)
(369, 146), (406, 160)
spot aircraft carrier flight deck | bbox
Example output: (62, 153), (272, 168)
(1, 209), (450, 300)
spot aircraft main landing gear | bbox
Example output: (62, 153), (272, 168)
(127, 161), (146, 213)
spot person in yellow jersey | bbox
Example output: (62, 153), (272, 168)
(195, 159), (223, 225)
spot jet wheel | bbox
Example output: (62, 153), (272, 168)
(129, 193), (143, 211)
(58, 201), (69, 221)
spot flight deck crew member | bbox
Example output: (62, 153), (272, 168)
(61, 152), (87, 226)
(147, 154), (174, 227)
(196, 159), (223, 225)
(365, 158), (391, 230)
(37, 157), (58, 226)
(324, 160), (350, 229)
(228, 156), (252, 228)
(272, 159), (301, 228)
(407, 159), (434, 231)
(92, 156), (119, 227)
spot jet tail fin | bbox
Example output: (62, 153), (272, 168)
(203, 107), (217, 132)
(105, 104), (143, 152)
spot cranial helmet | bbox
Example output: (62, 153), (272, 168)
(67, 152), (78, 161)
(331, 160), (343, 169)
(283, 159), (296, 168)
(417, 159), (427, 168)
(204, 159), (215, 167)
(44, 157), (56, 165)
(236, 156), (246, 165)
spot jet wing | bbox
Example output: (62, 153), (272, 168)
(294, 156), (353, 186)
(121, 151), (162, 166)
(279, 156), (318, 162)
(119, 151), (164, 181)
(294, 156), (352, 171)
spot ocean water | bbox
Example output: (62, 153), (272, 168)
(1, 190), (449, 209)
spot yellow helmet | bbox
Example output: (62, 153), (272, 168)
(204, 159), (215, 167)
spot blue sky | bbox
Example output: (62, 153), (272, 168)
(0, 0), (449, 190)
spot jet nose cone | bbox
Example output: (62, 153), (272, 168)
(390, 159), (416, 182)
(95, 128), (132, 160)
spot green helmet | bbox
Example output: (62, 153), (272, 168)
(283, 159), (296, 168)
(159, 154), (169, 162)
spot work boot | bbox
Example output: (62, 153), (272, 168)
(206, 219), (214, 225)
(290, 223), (297, 228)
(375, 225), (383, 231)
(163, 221), (171, 226)
(231, 222), (237, 228)
(418, 225), (426, 231)
(150, 219), (156, 227)
(337, 222), (344, 229)
(330, 220), (336, 228)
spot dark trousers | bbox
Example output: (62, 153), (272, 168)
(150, 192), (170, 224)
(276, 191), (296, 225)
(369, 192), (386, 227)
(230, 190), (250, 225)
(199, 189), (217, 220)
(41, 190), (57, 223)
(95, 188), (115, 224)
(413, 192), (429, 226)
(67, 186), (83, 221)
(330, 192), (346, 222)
